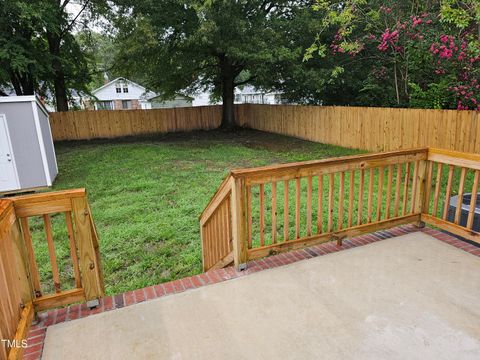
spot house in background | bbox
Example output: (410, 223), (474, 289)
(234, 85), (286, 105)
(149, 94), (193, 108)
(189, 85), (288, 107)
(87, 77), (155, 110)
(86, 77), (195, 110)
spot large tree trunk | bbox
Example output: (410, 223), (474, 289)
(9, 71), (34, 95)
(52, 62), (69, 112)
(47, 32), (69, 112)
(219, 55), (236, 129)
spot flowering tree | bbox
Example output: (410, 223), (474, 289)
(306, 0), (480, 110)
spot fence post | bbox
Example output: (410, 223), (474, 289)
(414, 160), (428, 227)
(231, 176), (248, 270)
(71, 195), (104, 303)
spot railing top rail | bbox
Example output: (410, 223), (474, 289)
(10, 188), (87, 218)
(0, 198), (12, 218)
(10, 188), (86, 203)
(0, 199), (15, 238)
(229, 148), (429, 184)
(428, 148), (480, 170)
(200, 175), (233, 223)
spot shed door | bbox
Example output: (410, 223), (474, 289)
(0, 114), (19, 192)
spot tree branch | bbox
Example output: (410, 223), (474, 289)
(234, 76), (257, 87)
(62, 0), (91, 36)
(60, 0), (71, 10)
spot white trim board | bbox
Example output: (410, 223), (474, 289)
(31, 102), (52, 186)
(0, 114), (20, 191)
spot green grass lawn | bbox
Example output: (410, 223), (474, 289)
(33, 129), (364, 295)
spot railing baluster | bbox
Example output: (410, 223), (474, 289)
(376, 167), (384, 221)
(295, 178), (301, 239)
(410, 161), (419, 213)
(306, 176), (312, 236)
(259, 183), (265, 246)
(246, 185), (252, 249)
(283, 180), (289, 241)
(393, 164), (402, 217)
(20, 217), (42, 297)
(338, 172), (345, 230)
(402, 163), (411, 215)
(271, 181), (277, 244)
(357, 169), (365, 225)
(211, 213), (218, 265)
(208, 224), (215, 266)
(423, 161), (434, 214)
(442, 165), (455, 220)
(223, 201), (229, 254)
(348, 170), (355, 227)
(454, 168), (467, 224)
(367, 168), (374, 223)
(317, 175), (323, 234)
(467, 170), (479, 230)
(328, 173), (334, 232)
(218, 203), (225, 257)
(226, 197), (232, 251)
(206, 223), (212, 268)
(385, 165), (393, 219)
(433, 163), (443, 216)
(65, 212), (82, 289)
(43, 214), (61, 293)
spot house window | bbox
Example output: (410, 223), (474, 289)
(116, 86), (121, 93)
(122, 100), (132, 109)
(96, 101), (113, 110)
(123, 85), (128, 93)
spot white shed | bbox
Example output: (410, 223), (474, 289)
(0, 96), (58, 194)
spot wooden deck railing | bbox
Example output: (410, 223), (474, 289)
(199, 177), (234, 271)
(201, 148), (480, 271)
(0, 201), (34, 360)
(421, 148), (480, 242)
(0, 189), (103, 359)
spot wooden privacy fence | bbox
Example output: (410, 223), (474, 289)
(51, 104), (479, 152)
(0, 189), (104, 360)
(50, 106), (224, 141)
(200, 147), (480, 271)
(236, 104), (480, 153)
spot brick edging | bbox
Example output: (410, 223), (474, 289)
(22, 224), (479, 360)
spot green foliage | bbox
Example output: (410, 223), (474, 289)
(306, 0), (480, 109)
(409, 80), (455, 109)
(0, 0), (110, 108)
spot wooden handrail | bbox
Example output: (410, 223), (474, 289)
(201, 147), (480, 270)
(200, 175), (233, 224)
(233, 149), (428, 185)
(428, 148), (480, 170)
(231, 148), (428, 179)
(11, 188), (86, 218)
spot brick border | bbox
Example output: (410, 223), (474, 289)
(22, 224), (479, 360)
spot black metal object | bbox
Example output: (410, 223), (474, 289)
(447, 193), (480, 232)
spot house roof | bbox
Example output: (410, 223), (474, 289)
(92, 77), (156, 99)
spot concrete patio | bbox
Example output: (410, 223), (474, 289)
(39, 231), (480, 360)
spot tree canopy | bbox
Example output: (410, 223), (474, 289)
(0, 0), (478, 114)
(0, 0), (109, 110)
(113, 0), (320, 127)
